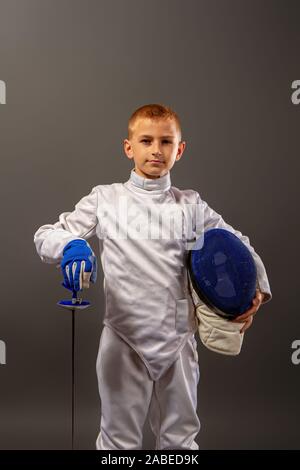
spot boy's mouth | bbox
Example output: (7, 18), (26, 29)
(148, 160), (164, 164)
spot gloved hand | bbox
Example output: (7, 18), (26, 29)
(61, 239), (97, 292)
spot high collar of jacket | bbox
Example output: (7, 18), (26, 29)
(127, 168), (171, 193)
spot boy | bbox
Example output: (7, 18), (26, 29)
(34, 104), (271, 450)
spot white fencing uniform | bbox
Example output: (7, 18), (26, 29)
(34, 168), (272, 450)
(96, 325), (200, 450)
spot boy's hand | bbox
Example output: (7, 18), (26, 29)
(231, 290), (265, 333)
(61, 239), (97, 292)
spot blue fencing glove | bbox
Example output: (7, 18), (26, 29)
(61, 239), (97, 292)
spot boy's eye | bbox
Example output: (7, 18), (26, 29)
(141, 139), (172, 144)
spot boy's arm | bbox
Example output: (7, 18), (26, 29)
(34, 186), (98, 265)
(196, 192), (272, 304)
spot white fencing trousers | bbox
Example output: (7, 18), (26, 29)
(95, 325), (200, 450)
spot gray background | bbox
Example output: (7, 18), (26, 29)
(0, 0), (299, 449)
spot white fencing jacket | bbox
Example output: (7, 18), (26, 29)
(34, 169), (272, 380)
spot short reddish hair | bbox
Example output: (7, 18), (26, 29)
(128, 103), (182, 141)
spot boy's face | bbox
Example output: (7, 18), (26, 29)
(123, 118), (186, 179)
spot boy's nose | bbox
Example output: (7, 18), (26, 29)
(152, 145), (162, 155)
(149, 139), (161, 152)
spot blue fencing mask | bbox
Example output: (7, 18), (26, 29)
(188, 228), (257, 319)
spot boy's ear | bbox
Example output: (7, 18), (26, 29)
(175, 140), (186, 161)
(123, 139), (134, 160)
